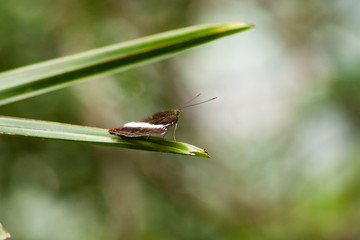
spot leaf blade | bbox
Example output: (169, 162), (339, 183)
(0, 22), (253, 106)
(0, 116), (210, 158)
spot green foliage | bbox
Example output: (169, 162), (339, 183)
(0, 22), (253, 156)
(0, 116), (209, 157)
(0, 22), (252, 106)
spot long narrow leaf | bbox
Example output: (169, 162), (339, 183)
(0, 116), (210, 157)
(0, 22), (253, 106)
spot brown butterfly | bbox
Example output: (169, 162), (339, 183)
(109, 95), (217, 141)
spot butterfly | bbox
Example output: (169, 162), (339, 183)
(108, 95), (217, 141)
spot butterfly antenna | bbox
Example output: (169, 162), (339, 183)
(180, 93), (201, 109)
(181, 97), (217, 110)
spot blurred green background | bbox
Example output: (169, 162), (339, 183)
(1, 0), (360, 239)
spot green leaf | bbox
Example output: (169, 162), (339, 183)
(0, 223), (10, 240)
(0, 22), (253, 106)
(0, 22), (253, 155)
(0, 116), (210, 158)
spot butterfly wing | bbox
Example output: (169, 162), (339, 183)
(109, 110), (179, 137)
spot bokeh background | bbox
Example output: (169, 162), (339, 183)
(1, 0), (360, 239)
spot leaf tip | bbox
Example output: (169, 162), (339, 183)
(0, 223), (11, 240)
(191, 148), (210, 158)
(224, 21), (255, 30)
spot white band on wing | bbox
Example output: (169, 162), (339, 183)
(124, 122), (167, 129)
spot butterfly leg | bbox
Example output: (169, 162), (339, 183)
(146, 135), (150, 141)
(172, 123), (178, 142)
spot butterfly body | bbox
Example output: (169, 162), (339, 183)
(109, 109), (180, 138)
